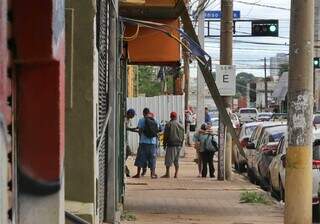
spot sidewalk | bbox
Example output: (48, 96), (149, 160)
(122, 147), (283, 224)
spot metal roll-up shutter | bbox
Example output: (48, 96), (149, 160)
(96, 0), (109, 222)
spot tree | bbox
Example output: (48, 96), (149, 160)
(236, 72), (255, 97)
(136, 66), (173, 97)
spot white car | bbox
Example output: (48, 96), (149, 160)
(233, 122), (262, 172)
(210, 117), (219, 134)
(238, 108), (259, 124)
(269, 130), (320, 216)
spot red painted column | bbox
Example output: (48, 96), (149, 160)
(0, 0), (11, 125)
(12, 0), (65, 194)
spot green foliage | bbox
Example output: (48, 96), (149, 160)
(236, 72), (256, 97)
(240, 191), (270, 205)
(121, 211), (137, 221)
(137, 66), (173, 97)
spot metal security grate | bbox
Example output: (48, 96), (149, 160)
(96, 0), (109, 222)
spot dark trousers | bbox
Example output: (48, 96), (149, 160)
(200, 151), (215, 177)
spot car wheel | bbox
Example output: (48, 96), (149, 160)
(279, 177), (285, 202)
(259, 171), (270, 191)
(239, 162), (246, 173)
(247, 168), (256, 184)
(313, 204), (320, 223)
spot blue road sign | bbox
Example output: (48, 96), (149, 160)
(205, 10), (241, 19)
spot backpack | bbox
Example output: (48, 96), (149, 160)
(166, 121), (184, 146)
(143, 117), (159, 138)
(204, 134), (219, 152)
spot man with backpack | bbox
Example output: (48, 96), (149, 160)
(132, 108), (159, 179)
(193, 123), (218, 178)
(161, 112), (184, 178)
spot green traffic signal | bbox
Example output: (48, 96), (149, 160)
(314, 57), (320, 68)
(269, 25), (277, 33)
(251, 20), (279, 37)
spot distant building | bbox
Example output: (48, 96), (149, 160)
(189, 77), (217, 110)
(247, 77), (278, 111)
(269, 53), (289, 77)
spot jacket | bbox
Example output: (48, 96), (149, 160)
(163, 120), (184, 147)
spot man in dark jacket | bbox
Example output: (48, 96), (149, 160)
(161, 112), (184, 178)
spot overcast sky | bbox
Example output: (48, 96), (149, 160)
(190, 0), (291, 77)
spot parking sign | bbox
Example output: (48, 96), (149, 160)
(215, 65), (236, 96)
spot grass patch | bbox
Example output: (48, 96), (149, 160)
(240, 191), (270, 205)
(121, 211), (137, 221)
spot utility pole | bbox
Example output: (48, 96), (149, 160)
(218, 0), (233, 181)
(196, 0), (205, 128)
(285, 0), (314, 223)
(128, 65), (134, 97)
(264, 57), (268, 110)
(183, 39), (191, 144)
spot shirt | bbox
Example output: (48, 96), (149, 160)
(138, 118), (158, 145)
(205, 112), (211, 123)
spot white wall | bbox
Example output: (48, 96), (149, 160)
(127, 95), (185, 155)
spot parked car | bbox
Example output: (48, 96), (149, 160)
(246, 122), (286, 184)
(238, 108), (259, 124)
(233, 122), (262, 172)
(255, 125), (287, 189)
(230, 113), (240, 129)
(271, 113), (287, 121)
(269, 131), (320, 222)
(210, 117), (219, 134)
(258, 112), (273, 122)
(314, 113), (320, 129)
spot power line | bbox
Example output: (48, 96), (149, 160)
(234, 0), (290, 11)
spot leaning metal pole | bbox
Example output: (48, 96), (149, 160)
(285, 0), (314, 223)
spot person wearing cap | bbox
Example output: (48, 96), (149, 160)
(161, 112), (185, 178)
(125, 109), (139, 177)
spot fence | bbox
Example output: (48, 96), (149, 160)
(127, 95), (185, 156)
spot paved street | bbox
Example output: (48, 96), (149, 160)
(123, 147), (284, 224)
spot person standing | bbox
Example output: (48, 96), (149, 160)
(161, 112), (185, 178)
(205, 107), (211, 124)
(132, 108), (159, 179)
(125, 109), (138, 177)
(193, 123), (218, 178)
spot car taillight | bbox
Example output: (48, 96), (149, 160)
(261, 145), (277, 152)
(241, 139), (248, 147)
(313, 160), (320, 169)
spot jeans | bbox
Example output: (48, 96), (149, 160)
(200, 151), (215, 177)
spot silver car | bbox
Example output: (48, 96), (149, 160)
(233, 122), (262, 172)
(269, 130), (320, 219)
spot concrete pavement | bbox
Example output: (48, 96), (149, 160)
(122, 147), (284, 224)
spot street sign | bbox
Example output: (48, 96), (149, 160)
(205, 10), (241, 19)
(215, 65), (236, 96)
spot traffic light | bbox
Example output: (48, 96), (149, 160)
(251, 20), (279, 37)
(314, 57), (320, 68)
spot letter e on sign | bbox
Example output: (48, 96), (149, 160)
(215, 65), (236, 96)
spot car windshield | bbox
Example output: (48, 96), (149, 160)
(240, 109), (257, 114)
(245, 126), (257, 136)
(269, 131), (285, 142)
(259, 113), (272, 117)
